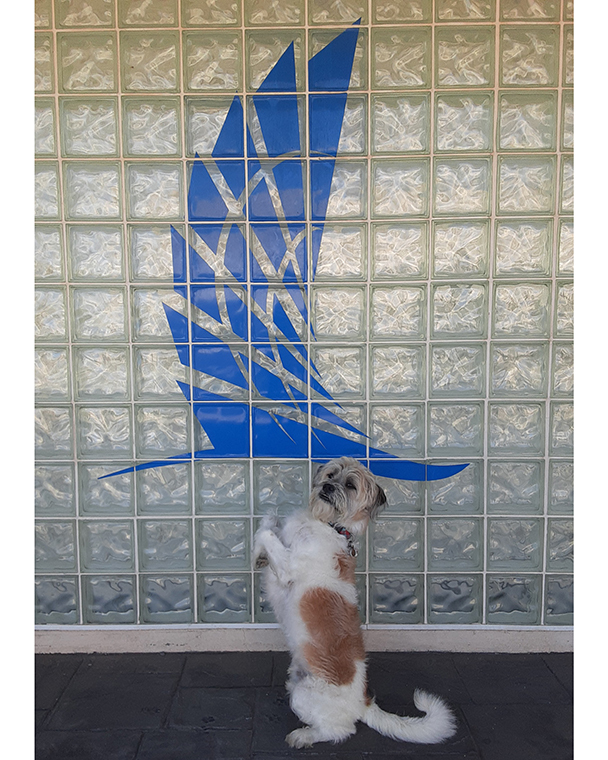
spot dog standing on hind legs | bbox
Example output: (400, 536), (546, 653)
(253, 456), (457, 748)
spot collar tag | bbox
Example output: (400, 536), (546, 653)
(329, 522), (358, 558)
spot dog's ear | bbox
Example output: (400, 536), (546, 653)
(368, 484), (387, 518)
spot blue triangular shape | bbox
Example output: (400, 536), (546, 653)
(189, 157), (229, 222)
(252, 407), (308, 457)
(191, 286), (222, 323)
(311, 160), (336, 221)
(216, 160), (245, 210)
(248, 174), (278, 221)
(309, 93), (349, 157)
(170, 226), (187, 282)
(163, 304), (189, 343)
(189, 243), (215, 282)
(224, 285), (248, 340)
(257, 42), (297, 93)
(212, 96), (244, 158)
(310, 403), (367, 439)
(308, 23), (360, 92)
(272, 161), (305, 220)
(193, 403), (250, 458)
(192, 345), (249, 390)
(192, 224), (222, 253)
(253, 95), (301, 157)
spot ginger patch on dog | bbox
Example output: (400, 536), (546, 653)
(335, 553), (356, 585)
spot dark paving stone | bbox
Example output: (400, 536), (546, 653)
(36, 710), (49, 731)
(168, 687), (255, 730)
(36, 730), (142, 760)
(181, 651), (274, 688)
(271, 651), (291, 687)
(541, 652), (573, 696)
(35, 655), (83, 710)
(452, 653), (571, 706)
(135, 728), (252, 760)
(79, 653), (186, 676)
(461, 703), (573, 760)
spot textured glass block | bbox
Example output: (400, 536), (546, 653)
(311, 345), (365, 400)
(82, 576), (136, 624)
(35, 99), (56, 156)
(58, 32), (117, 92)
(310, 29), (367, 90)
(488, 518), (543, 571)
(498, 92), (557, 151)
(371, 345), (425, 399)
(371, 223), (428, 279)
(435, 27), (494, 86)
(129, 225), (181, 281)
(141, 575), (193, 623)
(35, 226), (64, 281)
(490, 343), (548, 397)
(119, 0), (178, 26)
(245, 0), (304, 25)
(370, 575), (423, 624)
(35, 407), (73, 459)
(498, 156), (555, 215)
(126, 163), (182, 220)
(74, 347), (129, 401)
(554, 281), (574, 337)
(35, 0), (52, 28)
(560, 156), (574, 214)
(56, 0), (114, 26)
(370, 286), (425, 340)
(372, 94), (429, 154)
(59, 97), (118, 156)
(493, 282), (551, 337)
(122, 98), (180, 156)
(500, 26), (559, 86)
(254, 572), (277, 623)
(434, 157), (492, 216)
(376, 477), (424, 515)
(428, 403), (484, 457)
(433, 221), (489, 278)
(372, 28), (431, 89)
(35, 288), (67, 342)
(36, 521), (76, 571)
(373, 0), (431, 22)
(138, 520), (192, 570)
(119, 31), (178, 92)
(72, 287), (127, 341)
(309, 0), (367, 23)
(370, 519), (422, 571)
(133, 347), (188, 400)
(488, 461), (543, 515)
(558, 220), (574, 276)
(550, 402), (573, 456)
(430, 344), (485, 398)
(486, 575), (541, 625)
(563, 25), (573, 86)
(325, 161), (367, 219)
(254, 462), (308, 515)
(500, 0), (559, 19)
(186, 96), (239, 157)
(68, 225), (124, 281)
(137, 464), (190, 516)
(35, 163), (60, 220)
(195, 461), (249, 515)
(436, 0), (495, 21)
(561, 91), (574, 151)
(370, 404), (424, 458)
(312, 287), (366, 341)
(432, 283), (487, 339)
(545, 575), (573, 625)
(488, 403), (545, 456)
(494, 219), (552, 277)
(428, 575), (481, 624)
(372, 159), (429, 218)
(547, 519), (573, 572)
(552, 343), (573, 397)
(78, 463), (134, 515)
(564, 0), (573, 21)
(428, 518), (483, 571)
(135, 405), (190, 459)
(183, 0), (240, 25)
(80, 520), (135, 572)
(35, 348), (70, 402)
(315, 225), (366, 280)
(549, 461), (573, 515)
(64, 162), (121, 220)
(428, 460), (483, 515)
(196, 519), (249, 569)
(76, 406), (132, 459)
(184, 31), (242, 92)
(198, 574), (250, 623)
(35, 33), (54, 93)
(246, 30), (304, 91)
(36, 464), (75, 516)
(435, 93), (492, 153)
(35, 576), (79, 625)
(336, 96), (367, 155)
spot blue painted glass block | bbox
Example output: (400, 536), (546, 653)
(309, 27), (367, 89)
(427, 575), (482, 624)
(544, 575), (573, 625)
(428, 460), (483, 515)
(195, 461), (250, 515)
(430, 344), (485, 398)
(547, 519), (573, 572)
(186, 96), (243, 157)
(370, 518), (423, 571)
(137, 463), (191, 515)
(35, 576), (79, 625)
(138, 520), (193, 571)
(35, 225), (64, 280)
(193, 403), (250, 459)
(487, 518), (543, 571)
(82, 575), (136, 624)
(253, 461), (308, 515)
(35, 347), (70, 402)
(428, 518), (483, 571)
(428, 402), (484, 457)
(80, 520), (135, 572)
(76, 406), (132, 460)
(35, 464), (76, 516)
(253, 405), (308, 458)
(78, 463), (134, 516)
(487, 461), (543, 515)
(488, 403), (545, 456)
(245, 30), (304, 91)
(129, 224), (183, 282)
(35, 520), (77, 572)
(249, 223), (306, 282)
(249, 94), (304, 157)
(196, 519), (250, 569)
(310, 403), (367, 460)
(369, 574), (423, 624)
(486, 575), (541, 625)
(198, 574), (251, 623)
(435, 26), (494, 87)
(35, 407), (73, 460)
(548, 460), (573, 515)
(140, 575), (194, 623)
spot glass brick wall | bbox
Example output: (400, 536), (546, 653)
(35, 0), (573, 628)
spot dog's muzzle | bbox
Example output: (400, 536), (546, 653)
(320, 482), (335, 502)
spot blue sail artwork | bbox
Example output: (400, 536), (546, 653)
(105, 23), (467, 484)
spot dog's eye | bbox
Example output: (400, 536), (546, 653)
(345, 480), (356, 490)
(326, 472), (334, 479)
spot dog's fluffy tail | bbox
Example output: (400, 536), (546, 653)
(362, 689), (457, 744)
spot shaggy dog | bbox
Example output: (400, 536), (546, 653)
(253, 456), (457, 748)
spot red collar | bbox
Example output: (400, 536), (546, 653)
(329, 522), (357, 557)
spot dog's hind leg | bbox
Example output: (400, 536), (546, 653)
(286, 724), (356, 748)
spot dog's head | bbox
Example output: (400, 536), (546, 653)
(309, 457), (387, 534)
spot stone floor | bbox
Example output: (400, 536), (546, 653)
(35, 651), (573, 760)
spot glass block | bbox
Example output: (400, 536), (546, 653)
(311, 345), (365, 400)
(544, 575), (573, 625)
(370, 518), (422, 571)
(325, 161), (367, 220)
(195, 345), (249, 402)
(253, 461), (308, 515)
(310, 29), (367, 90)
(35, 163), (60, 220)
(312, 286), (366, 341)
(498, 91), (557, 152)
(554, 281), (574, 337)
(371, 222), (428, 280)
(35, 576), (79, 625)
(315, 225), (366, 281)
(560, 156), (574, 214)
(76, 406), (132, 459)
(337, 96), (367, 155)
(35, 226), (64, 281)
(433, 220), (489, 278)
(182, 0), (240, 25)
(372, 94), (430, 154)
(500, 0), (559, 19)
(493, 282), (551, 337)
(558, 220), (574, 276)
(433, 158), (491, 215)
(309, 0), (367, 23)
(68, 225), (124, 281)
(311, 404), (367, 456)
(118, 0), (178, 26)
(135, 405), (190, 459)
(133, 347), (188, 400)
(36, 464), (75, 516)
(196, 519), (249, 569)
(122, 98), (181, 156)
(195, 461), (250, 515)
(488, 460), (543, 515)
(547, 519), (573, 572)
(494, 219), (552, 277)
(500, 26), (559, 86)
(79, 521), (134, 572)
(435, 26), (494, 87)
(254, 572), (277, 623)
(72, 287), (127, 341)
(78, 463), (134, 516)
(74, 347), (130, 401)
(436, 0), (495, 21)
(58, 32), (117, 92)
(56, 0), (114, 26)
(371, 28), (431, 89)
(430, 344), (485, 398)
(369, 575), (423, 624)
(490, 343), (548, 397)
(550, 402), (573, 456)
(35, 0), (52, 28)
(488, 518), (543, 571)
(35, 33), (54, 93)
(370, 286), (425, 340)
(35, 407), (73, 459)
(488, 403), (545, 456)
(137, 464), (191, 516)
(549, 460), (573, 515)
(245, 0), (304, 25)
(428, 518), (483, 571)
(552, 343), (573, 397)
(486, 575), (541, 625)
(35, 348), (70, 402)
(198, 574), (250, 623)
(370, 404), (424, 458)
(186, 96), (240, 157)
(428, 460), (483, 515)
(371, 345), (426, 399)
(561, 91), (574, 151)
(138, 520), (192, 571)
(428, 575), (482, 624)
(82, 576), (136, 624)
(375, 477), (424, 515)
(373, 0), (431, 22)
(564, 0), (573, 21)
(119, 31), (178, 92)
(35, 287), (67, 342)
(130, 224), (182, 282)
(126, 163), (182, 220)
(184, 31), (242, 92)
(498, 156), (555, 215)
(432, 283), (487, 339)
(435, 93), (493, 153)
(63, 162), (121, 220)
(141, 575), (193, 623)
(428, 403), (484, 457)
(563, 25), (573, 86)
(36, 521), (76, 572)
(246, 30), (304, 91)
(59, 97), (118, 157)
(35, 99), (56, 156)
(372, 159), (429, 218)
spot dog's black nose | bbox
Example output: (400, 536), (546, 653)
(322, 482), (335, 494)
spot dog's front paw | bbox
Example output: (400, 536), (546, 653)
(286, 728), (314, 749)
(254, 553), (269, 569)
